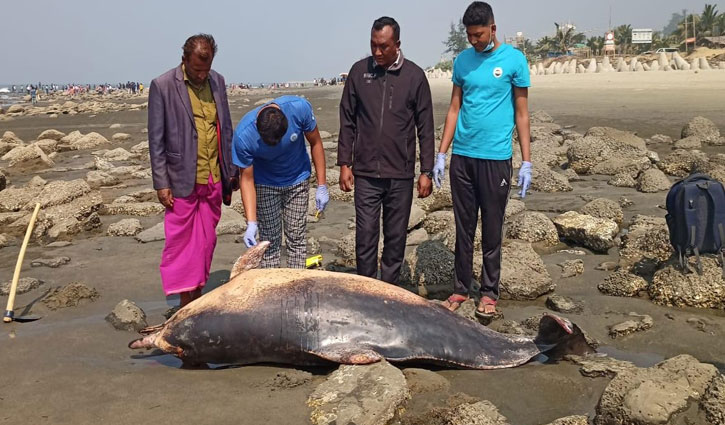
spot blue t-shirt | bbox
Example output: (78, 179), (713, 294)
(452, 44), (531, 160)
(232, 95), (317, 187)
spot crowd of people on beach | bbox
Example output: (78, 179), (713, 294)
(147, 1), (532, 320)
(6, 81), (145, 100)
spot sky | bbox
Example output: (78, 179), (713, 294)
(1, 0), (713, 85)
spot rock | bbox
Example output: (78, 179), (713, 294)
(402, 368), (451, 395)
(31, 179), (92, 210)
(86, 170), (120, 189)
(400, 240), (455, 299)
(650, 256), (725, 309)
(42, 282), (99, 310)
(504, 211), (559, 245)
(636, 168), (671, 193)
(552, 211), (618, 253)
(407, 203), (426, 230)
(1, 144), (54, 168)
(34, 139), (60, 154)
(682, 116), (721, 143)
(59, 130), (83, 145)
(567, 128), (647, 174)
(648, 134), (673, 144)
(102, 147), (134, 161)
(530, 110), (554, 123)
(673, 135), (702, 149)
(107, 218), (143, 236)
(504, 199), (525, 221)
(599, 270), (648, 297)
(541, 416), (589, 425)
(0, 277), (43, 296)
(105, 299), (147, 331)
(500, 240), (554, 300)
(618, 196), (633, 208)
(0, 169), (7, 192)
(567, 355), (637, 378)
(135, 222), (165, 243)
(658, 149), (709, 177)
(100, 202), (165, 216)
(318, 130), (332, 139)
(216, 208), (244, 235)
(608, 172), (636, 188)
(594, 355), (718, 425)
(109, 123), (122, 129)
(0, 233), (17, 248)
(590, 156), (651, 177)
(111, 133), (131, 142)
(1, 131), (23, 145)
(546, 295), (583, 313)
(30, 256), (71, 268)
(422, 210), (457, 252)
(406, 228), (428, 245)
(559, 259), (584, 278)
(618, 215), (672, 275)
(70, 132), (110, 150)
(6, 105), (25, 114)
(701, 373), (725, 425)
(530, 167), (573, 192)
(129, 141), (149, 155)
(579, 198), (623, 226)
(608, 313), (653, 338)
(442, 400), (512, 425)
(307, 237), (321, 255)
(415, 178), (453, 212)
(37, 129), (65, 141)
(254, 98), (274, 106)
(307, 360), (409, 425)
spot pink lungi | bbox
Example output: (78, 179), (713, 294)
(160, 175), (222, 296)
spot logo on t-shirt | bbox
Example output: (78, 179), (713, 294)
(290, 133), (299, 142)
(493, 67), (503, 78)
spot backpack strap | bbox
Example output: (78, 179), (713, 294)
(703, 180), (725, 277)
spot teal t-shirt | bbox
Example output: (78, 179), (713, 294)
(452, 44), (530, 160)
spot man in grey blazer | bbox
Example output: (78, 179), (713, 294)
(148, 33), (238, 307)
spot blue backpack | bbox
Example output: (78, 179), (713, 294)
(665, 173), (725, 274)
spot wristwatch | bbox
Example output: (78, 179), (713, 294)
(422, 171), (433, 179)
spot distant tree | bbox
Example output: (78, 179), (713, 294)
(519, 38), (537, 62)
(535, 36), (556, 55)
(614, 24), (633, 54)
(698, 4), (720, 37)
(434, 60), (453, 72)
(554, 22), (585, 53)
(444, 21), (468, 56)
(586, 36), (604, 55)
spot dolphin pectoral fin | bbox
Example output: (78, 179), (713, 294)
(306, 344), (384, 365)
(534, 314), (596, 360)
(230, 241), (271, 280)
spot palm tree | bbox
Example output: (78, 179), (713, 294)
(554, 22), (584, 53)
(586, 36), (604, 55)
(614, 24), (633, 54)
(535, 36), (556, 55)
(698, 4), (720, 37)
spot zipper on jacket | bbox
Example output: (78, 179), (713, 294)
(377, 72), (387, 177)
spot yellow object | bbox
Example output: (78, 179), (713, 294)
(4, 203), (41, 323)
(306, 255), (323, 269)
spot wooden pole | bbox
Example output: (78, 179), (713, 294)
(3, 203), (41, 323)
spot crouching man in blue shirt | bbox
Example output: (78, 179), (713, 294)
(434, 1), (532, 317)
(232, 95), (328, 268)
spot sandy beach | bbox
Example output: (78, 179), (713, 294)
(1, 69), (724, 425)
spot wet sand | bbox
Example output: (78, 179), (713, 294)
(1, 70), (724, 425)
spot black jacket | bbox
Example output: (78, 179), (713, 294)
(337, 54), (434, 179)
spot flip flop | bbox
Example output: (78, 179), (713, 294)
(475, 296), (498, 319)
(441, 294), (468, 312)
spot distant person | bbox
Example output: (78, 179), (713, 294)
(30, 86), (37, 105)
(434, 1), (532, 317)
(338, 16), (435, 285)
(232, 95), (328, 268)
(139, 83), (144, 94)
(148, 33), (239, 308)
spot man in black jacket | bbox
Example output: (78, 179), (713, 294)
(338, 16), (435, 284)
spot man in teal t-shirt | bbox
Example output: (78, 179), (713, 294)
(434, 1), (533, 317)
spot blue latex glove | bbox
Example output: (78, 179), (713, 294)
(518, 161), (532, 198)
(432, 153), (447, 188)
(243, 221), (258, 248)
(316, 184), (329, 212)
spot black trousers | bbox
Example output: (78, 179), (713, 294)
(450, 155), (512, 300)
(354, 176), (414, 284)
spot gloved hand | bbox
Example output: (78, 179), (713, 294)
(316, 184), (329, 212)
(243, 221), (258, 248)
(518, 161), (532, 198)
(433, 153), (447, 188)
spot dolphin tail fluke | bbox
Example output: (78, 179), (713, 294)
(128, 332), (160, 350)
(534, 314), (595, 360)
(230, 241), (271, 280)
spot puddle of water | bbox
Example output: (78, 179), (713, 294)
(597, 345), (665, 368)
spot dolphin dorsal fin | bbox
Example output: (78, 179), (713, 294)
(230, 241), (271, 280)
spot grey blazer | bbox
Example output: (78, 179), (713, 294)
(148, 65), (237, 198)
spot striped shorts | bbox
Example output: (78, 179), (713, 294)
(256, 180), (309, 268)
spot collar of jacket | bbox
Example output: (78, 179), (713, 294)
(374, 50), (405, 72)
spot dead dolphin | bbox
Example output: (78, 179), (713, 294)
(130, 242), (593, 368)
